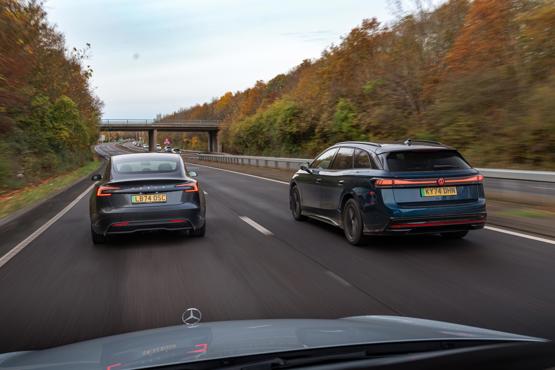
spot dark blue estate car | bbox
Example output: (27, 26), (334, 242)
(289, 140), (486, 245)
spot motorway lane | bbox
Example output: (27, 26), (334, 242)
(0, 144), (554, 353)
(195, 163), (555, 335)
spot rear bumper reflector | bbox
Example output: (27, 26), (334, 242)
(389, 218), (486, 229)
(169, 219), (187, 223)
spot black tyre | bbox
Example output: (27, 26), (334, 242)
(91, 226), (106, 244)
(191, 222), (206, 237)
(440, 230), (469, 239)
(342, 198), (365, 246)
(290, 186), (307, 221)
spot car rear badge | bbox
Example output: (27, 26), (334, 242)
(437, 178), (445, 186)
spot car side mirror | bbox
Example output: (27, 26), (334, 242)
(300, 164), (312, 174)
(188, 171), (198, 177)
(91, 174), (102, 181)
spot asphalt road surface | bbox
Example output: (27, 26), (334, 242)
(0, 143), (554, 353)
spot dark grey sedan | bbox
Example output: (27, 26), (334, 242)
(89, 153), (205, 243)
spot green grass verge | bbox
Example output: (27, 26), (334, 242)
(497, 208), (555, 219)
(0, 160), (100, 220)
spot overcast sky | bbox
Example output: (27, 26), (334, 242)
(45, 1), (408, 119)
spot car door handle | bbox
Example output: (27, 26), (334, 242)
(338, 180), (344, 185)
(315, 178), (322, 183)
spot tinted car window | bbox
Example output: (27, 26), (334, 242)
(385, 150), (471, 171)
(113, 159), (179, 174)
(330, 147), (354, 170)
(311, 148), (338, 169)
(354, 149), (375, 169)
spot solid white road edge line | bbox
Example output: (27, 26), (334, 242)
(194, 161), (555, 245)
(484, 226), (555, 245)
(0, 182), (97, 269)
(239, 216), (274, 236)
(190, 163), (289, 185)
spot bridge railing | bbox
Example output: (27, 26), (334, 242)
(100, 119), (221, 127)
(100, 119), (155, 124)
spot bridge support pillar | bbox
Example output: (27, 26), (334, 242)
(148, 129), (157, 152)
(208, 131), (218, 153)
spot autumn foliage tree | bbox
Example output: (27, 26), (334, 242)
(0, 0), (102, 190)
(163, 0), (554, 169)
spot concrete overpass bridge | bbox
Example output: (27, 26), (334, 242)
(98, 119), (222, 152)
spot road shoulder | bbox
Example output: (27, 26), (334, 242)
(0, 161), (106, 260)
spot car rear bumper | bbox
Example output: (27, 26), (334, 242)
(363, 199), (487, 235)
(378, 213), (487, 235)
(91, 204), (204, 236)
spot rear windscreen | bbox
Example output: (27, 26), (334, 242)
(384, 150), (471, 171)
(113, 159), (179, 174)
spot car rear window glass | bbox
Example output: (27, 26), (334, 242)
(311, 148), (338, 169)
(113, 159), (179, 174)
(385, 150), (470, 171)
(330, 148), (354, 170)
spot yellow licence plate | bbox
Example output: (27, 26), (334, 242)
(420, 187), (457, 197)
(131, 194), (167, 203)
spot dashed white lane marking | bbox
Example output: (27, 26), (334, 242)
(325, 270), (352, 287)
(239, 216), (273, 236)
(203, 191), (208, 195)
(191, 162), (555, 246)
(484, 226), (555, 245)
(530, 185), (553, 190)
(0, 183), (98, 269)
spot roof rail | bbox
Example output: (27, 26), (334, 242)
(338, 141), (382, 147)
(403, 138), (444, 146)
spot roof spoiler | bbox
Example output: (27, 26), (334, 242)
(403, 138), (445, 147)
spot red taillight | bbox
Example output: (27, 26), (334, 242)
(375, 179), (394, 187)
(445, 174), (483, 184)
(176, 181), (199, 192)
(374, 175), (484, 187)
(375, 178), (436, 187)
(96, 185), (120, 197)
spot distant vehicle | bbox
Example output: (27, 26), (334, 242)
(131, 141), (136, 145)
(89, 153), (205, 243)
(0, 315), (548, 369)
(156, 143), (162, 151)
(142, 143), (148, 149)
(171, 148), (181, 154)
(289, 140), (486, 245)
(164, 145), (172, 153)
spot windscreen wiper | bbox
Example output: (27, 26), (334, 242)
(164, 340), (511, 370)
(238, 350), (370, 370)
